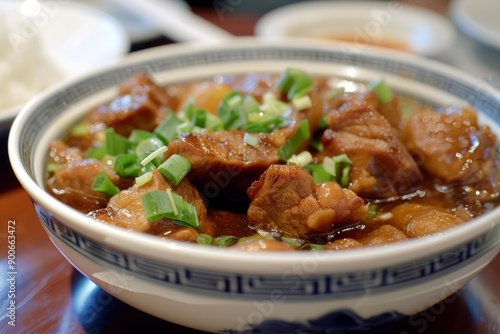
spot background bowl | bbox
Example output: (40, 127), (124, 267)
(255, 1), (458, 57)
(9, 38), (500, 333)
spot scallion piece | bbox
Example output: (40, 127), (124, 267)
(135, 171), (153, 187)
(287, 151), (313, 168)
(281, 237), (303, 248)
(245, 115), (290, 133)
(196, 233), (215, 245)
(140, 146), (168, 166)
(243, 133), (260, 147)
(141, 190), (199, 229)
(308, 164), (332, 184)
(128, 129), (155, 144)
(154, 111), (183, 144)
(322, 157), (336, 176)
(136, 137), (165, 158)
(47, 163), (62, 173)
(215, 235), (238, 247)
(105, 128), (132, 156)
(309, 138), (324, 152)
(275, 67), (313, 100)
(217, 91), (249, 130)
(91, 171), (119, 196)
(85, 145), (106, 160)
(327, 86), (345, 100)
(70, 123), (88, 137)
(278, 120), (310, 161)
(114, 153), (141, 178)
(292, 95), (312, 111)
(368, 77), (394, 104)
(205, 113), (224, 131)
(158, 154), (191, 186)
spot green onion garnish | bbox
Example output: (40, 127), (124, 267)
(275, 67), (313, 100)
(292, 95), (312, 111)
(135, 171), (153, 187)
(154, 111), (183, 144)
(141, 190), (199, 229)
(245, 115), (290, 133)
(128, 129), (155, 144)
(368, 77), (394, 104)
(215, 235), (238, 247)
(136, 137), (165, 158)
(91, 171), (119, 196)
(278, 119), (310, 161)
(70, 123), (88, 137)
(47, 163), (62, 173)
(309, 138), (324, 152)
(196, 233), (215, 245)
(308, 164), (332, 184)
(140, 146), (168, 167)
(327, 87), (345, 100)
(105, 128), (132, 156)
(85, 145), (106, 160)
(243, 133), (260, 147)
(114, 153), (141, 178)
(287, 151), (313, 168)
(281, 236), (303, 248)
(217, 91), (249, 130)
(157, 154), (191, 186)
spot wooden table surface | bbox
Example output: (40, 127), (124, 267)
(1, 3), (499, 334)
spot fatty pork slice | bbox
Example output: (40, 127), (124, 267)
(85, 73), (173, 137)
(247, 164), (368, 239)
(166, 129), (281, 201)
(402, 105), (500, 196)
(46, 158), (132, 213)
(88, 170), (207, 242)
(320, 100), (423, 199)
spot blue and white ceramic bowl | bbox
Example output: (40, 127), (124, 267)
(9, 39), (500, 333)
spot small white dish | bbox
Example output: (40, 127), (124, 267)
(0, 0), (129, 131)
(255, 1), (457, 57)
(451, 0), (500, 51)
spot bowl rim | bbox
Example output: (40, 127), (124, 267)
(8, 37), (500, 274)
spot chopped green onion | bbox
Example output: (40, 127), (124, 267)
(105, 128), (132, 156)
(205, 113), (224, 131)
(287, 151), (313, 168)
(300, 243), (325, 251)
(217, 91), (249, 130)
(196, 233), (215, 245)
(317, 115), (329, 130)
(309, 138), (324, 152)
(339, 163), (351, 188)
(141, 190), (199, 229)
(166, 188), (178, 216)
(158, 154), (191, 186)
(140, 146), (168, 166)
(128, 129), (155, 144)
(215, 235), (238, 247)
(70, 123), (88, 137)
(366, 204), (377, 218)
(114, 153), (141, 178)
(322, 157), (337, 176)
(154, 111), (183, 144)
(308, 164), (332, 184)
(243, 133), (260, 147)
(278, 120), (310, 161)
(85, 145), (106, 160)
(245, 115), (290, 133)
(136, 137), (165, 158)
(258, 92), (289, 116)
(191, 109), (207, 128)
(135, 171), (153, 187)
(91, 171), (119, 196)
(281, 237), (303, 248)
(275, 67), (313, 100)
(368, 77), (394, 104)
(292, 95), (312, 111)
(327, 87), (345, 100)
(47, 163), (62, 173)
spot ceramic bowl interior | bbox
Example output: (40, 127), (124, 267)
(8, 38), (500, 332)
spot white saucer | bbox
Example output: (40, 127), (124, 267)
(451, 0), (500, 51)
(0, 1), (129, 131)
(255, 1), (457, 57)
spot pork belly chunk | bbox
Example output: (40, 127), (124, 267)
(47, 159), (131, 213)
(88, 170), (207, 241)
(247, 164), (368, 239)
(166, 129), (282, 200)
(85, 73), (173, 136)
(320, 100), (423, 199)
(403, 105), (500, 196)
